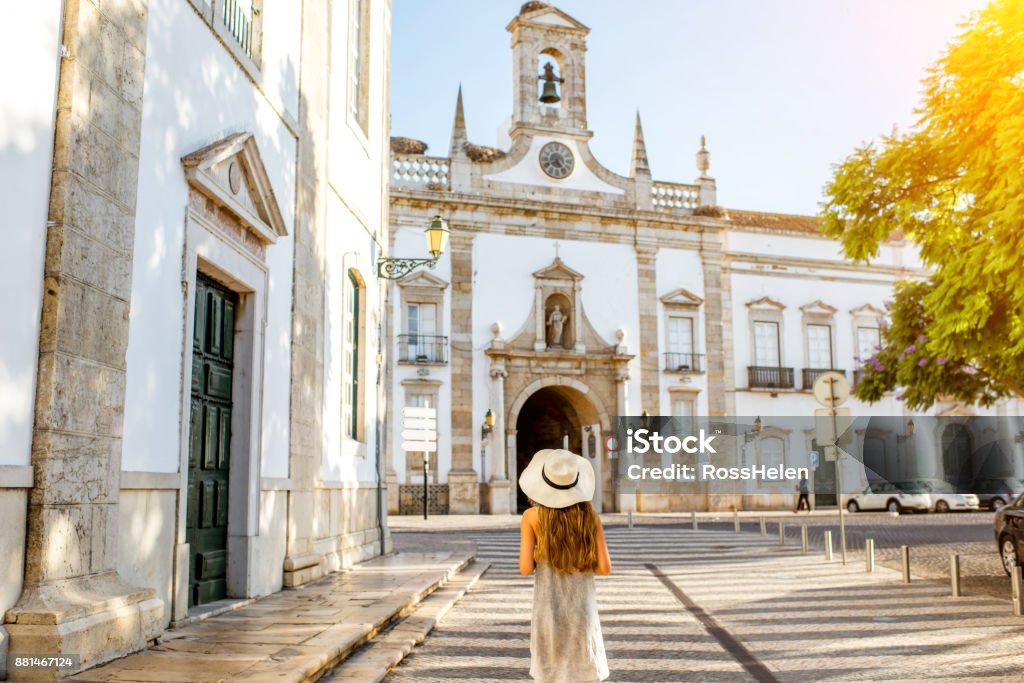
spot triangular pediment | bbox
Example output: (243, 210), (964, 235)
(397, 269), (449, 289)
(850, 303), (886, 318)
(800, 299), (838, 316)
(746, 296), (785, 311)
(660, 288), (704, 308)
(182, 132), (287, 244)
(513, 4), (589, 33)
(533, 257), (583, 281)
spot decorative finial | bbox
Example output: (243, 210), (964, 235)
(696, 134), (711, 177)
(553, 241), (561, 260)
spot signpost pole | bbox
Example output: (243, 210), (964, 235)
(833, 402), (846, 565)
(813, 372), (851, 567)
(423, 452), (429, 520)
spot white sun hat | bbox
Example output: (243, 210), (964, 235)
(519, 448), (596, 509)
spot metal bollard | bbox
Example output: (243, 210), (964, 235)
(628, 510), (633, 528)
(950, 554), (961, 597)
(779, 521), (785, 546)
(801, 524), (808, 555)
(734, 509), (740, 533)
(900, 545), (911, 583)
(865, 539), (875, 573)
(824, 530), (833, 561)
(1012, 566), (1023, 617)
(691, 511), (698, 530)
(759, 516), (766, 537)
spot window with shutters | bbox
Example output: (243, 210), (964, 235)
(343, 270), (366, 441)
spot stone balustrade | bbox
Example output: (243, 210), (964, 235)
(651, 180), (701, 210)
(391, 154), (451, 190)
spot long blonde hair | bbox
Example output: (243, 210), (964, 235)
(534, 501), (599, 574)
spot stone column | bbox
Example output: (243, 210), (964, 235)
(447, 232), (479, 513)
(700, 240), (736, 416)
(5, 0), (163, 676)
(635, 242), (660, 414)
(615, 368), (634, 512)
(488, 367), (512, 514)
(283, 0), (331, 587)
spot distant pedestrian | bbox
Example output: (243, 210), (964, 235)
(795, 474), (812, 513)
(519, 449), (611, 683)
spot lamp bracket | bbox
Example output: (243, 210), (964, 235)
(376, 255), (440, 280)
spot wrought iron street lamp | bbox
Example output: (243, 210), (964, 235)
(377, 215), (451, 279)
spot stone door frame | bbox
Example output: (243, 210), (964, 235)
(173, 208), (269, 623)
(506, 375), (614, 511)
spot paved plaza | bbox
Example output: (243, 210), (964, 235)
(385, 520), (1024, 682)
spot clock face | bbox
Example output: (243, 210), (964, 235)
(539, 141), (575, 179)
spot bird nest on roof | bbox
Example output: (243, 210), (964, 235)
(390, 137), (428, 154)
(464, 143), (507, 163)
(520, 1), (550, 15)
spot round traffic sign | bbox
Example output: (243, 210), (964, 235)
(605, 435), (619, 452)
(812, 371), (851, 408)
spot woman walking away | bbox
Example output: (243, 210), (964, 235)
(519, 449), (612, 683)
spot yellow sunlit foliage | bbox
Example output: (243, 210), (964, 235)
(822, 0), (1024, 409)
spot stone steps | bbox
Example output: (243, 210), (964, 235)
(65, 550), (476, 683)
(319, 560), (490, 682)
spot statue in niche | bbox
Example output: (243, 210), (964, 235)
(546, 304), (566, 348)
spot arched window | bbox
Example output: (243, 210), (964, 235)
(343, 269), (366, 441)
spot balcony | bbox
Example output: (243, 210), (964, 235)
(398, 334), (448, 364)
(664, 352), (705, 373)
(747, 366), (795, 389)
(802, 368), (846, 390)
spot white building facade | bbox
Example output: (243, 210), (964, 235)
(386, 2), (1024, 515)
(0, 0), (392, 676)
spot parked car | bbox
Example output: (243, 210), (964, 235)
(993, 492), (1024, 575)
(912, 479), (980, 512)
(847, 481), (931, 514)
(973, 477), (1024, 511)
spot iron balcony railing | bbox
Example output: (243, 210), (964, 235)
(663, 352), (705, 373)
(398, 334), (448, 363)
(747, 366), (795, 389)
(222, 0), (255, 59)
(802, 368), (846, 389)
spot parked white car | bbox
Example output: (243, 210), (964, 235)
(912, 479), (980, 512)
(847, 482), (932, 514)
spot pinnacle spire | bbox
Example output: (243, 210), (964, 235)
(631, 110), (650, 177)
(449, 84), (467, 157)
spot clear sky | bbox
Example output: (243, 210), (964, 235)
(390, 0), (989, 216)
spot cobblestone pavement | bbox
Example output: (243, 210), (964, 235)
(386, 524), (1024, 682)
(688, 511), (1010, 600)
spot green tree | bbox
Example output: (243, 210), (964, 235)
(821, 0), (1024, 410)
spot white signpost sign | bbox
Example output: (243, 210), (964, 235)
(402, 406), (438, 518)
(811, 371), (852, 564)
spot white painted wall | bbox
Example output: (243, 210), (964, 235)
(321, 0), (391, 486)
(322, 195), (384, 484)
(483, 137), (624, 195)
(655, 248), (708, 415)
(472, 234), (642, 480)
(389, 227), (453, 484)
(0, 0), (63, 467)
(122, 0), (299, 475)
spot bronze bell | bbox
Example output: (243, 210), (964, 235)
(539, 79), (561, 103)
(538, 61), (563, 104)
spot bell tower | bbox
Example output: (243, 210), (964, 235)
(506, 2), (591, 140)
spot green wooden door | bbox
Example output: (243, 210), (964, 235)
(186, 274), (237, 606)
